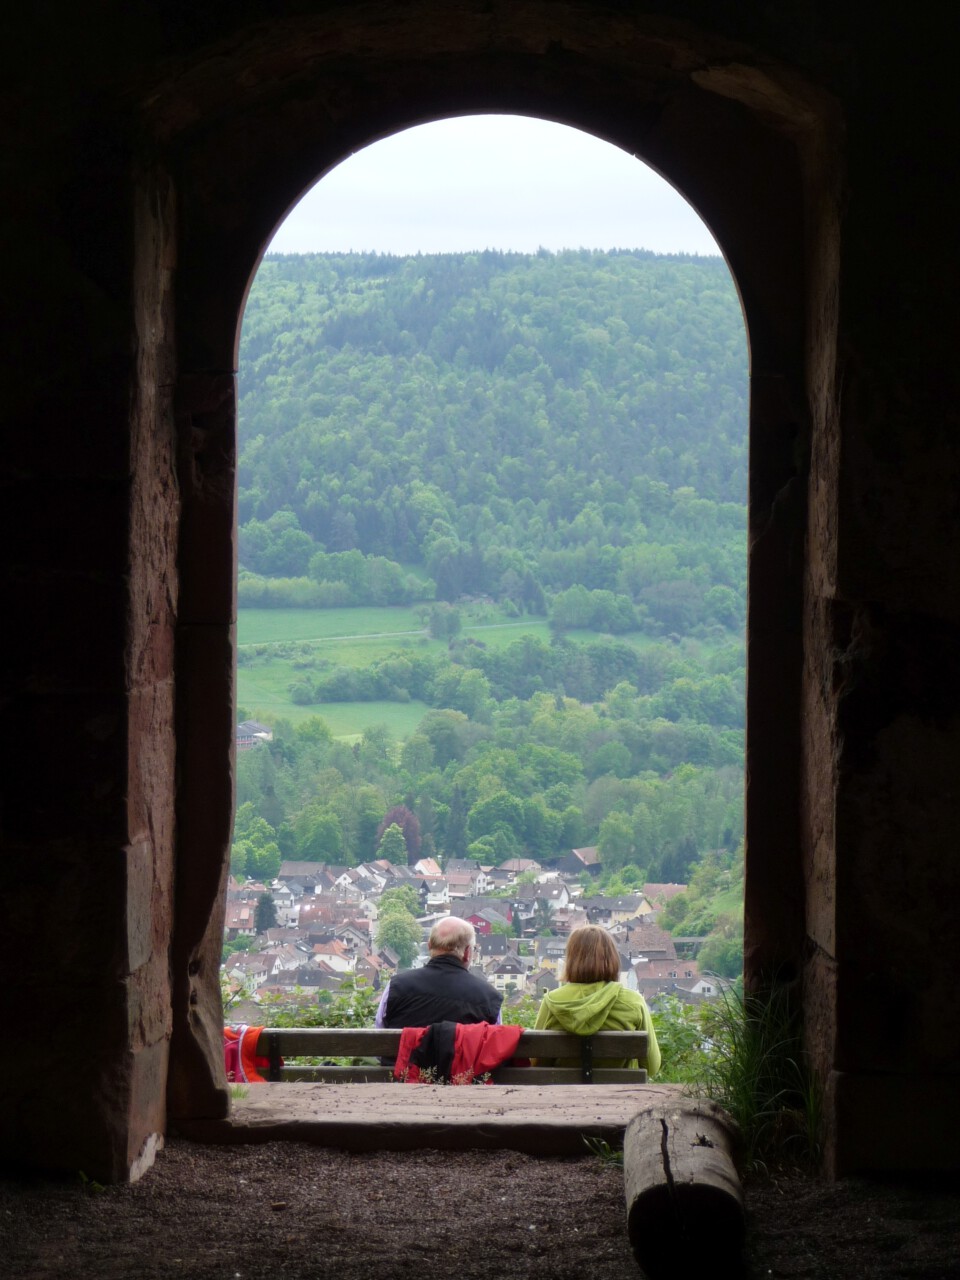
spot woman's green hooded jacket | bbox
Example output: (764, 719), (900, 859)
(534, 981), (661, 1076)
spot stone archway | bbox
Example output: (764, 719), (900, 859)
(11, 0), (960, 1193)
(161, 8), (837, 1156)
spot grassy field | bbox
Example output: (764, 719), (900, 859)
(236, 604), (537, 733)
(238, 606), (429, 645)
(297, 700), (430, 741)
(708, 883), (745, 918)
(236, 604), (741, 737)
(237, 650), (430, 735)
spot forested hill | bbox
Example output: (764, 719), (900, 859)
(238, 250), (748, 623)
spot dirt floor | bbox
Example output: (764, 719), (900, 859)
(2, 1139), (959, 1279)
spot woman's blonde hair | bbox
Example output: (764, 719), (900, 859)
(562, 924), (621, 984)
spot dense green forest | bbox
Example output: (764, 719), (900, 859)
(238, 249), (747, 634)
(234, 249), (748, 974)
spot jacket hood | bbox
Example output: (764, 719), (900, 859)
(539, 981), (626, 1035)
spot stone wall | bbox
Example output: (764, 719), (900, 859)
(2, 0), (958, 1181)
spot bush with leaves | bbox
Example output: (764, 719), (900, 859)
(649, 993), (715, 1085)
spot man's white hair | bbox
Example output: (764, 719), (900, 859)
(428, 915), (476, 960)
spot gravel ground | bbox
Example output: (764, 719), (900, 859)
(2, 1140), (959, 1279)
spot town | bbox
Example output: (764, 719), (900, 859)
(223, 837), (722, 1026)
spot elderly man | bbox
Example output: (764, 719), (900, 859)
(375, 915), (502, 1029)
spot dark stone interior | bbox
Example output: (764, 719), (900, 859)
(3, 1), (958, 1184)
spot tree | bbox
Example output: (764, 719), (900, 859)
(255, 892), (279, 933)
(400, 732), (434, 776)
(360, 722), (395, 769)
(598, 809), (636, 871)
(375, 909), (423, 968)
(377, 822), (408, 865)
(376, 805), (422, 864)
(443, 784), (468, 854)
(379, 885), (420, 917)
(232, 809), (282, 882)
(294, 804), (345, 862)
(418, 709), (473, 768)
(697, 930), (743, 979)
(428, 602), (462, 639)
(467, 790), (525, 844)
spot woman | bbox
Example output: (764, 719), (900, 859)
(534, 924), (661, 1076)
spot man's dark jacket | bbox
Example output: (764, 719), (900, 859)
(383, 952), (503, 1028)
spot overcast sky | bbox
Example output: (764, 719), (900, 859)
(267, 115), (722, 257)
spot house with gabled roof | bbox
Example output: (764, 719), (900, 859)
(311, 968), (348, 993)
(487, 957), (528, 994)
(261, 927), (307, 950)
(227, 953), (270, 987)
(582, 893), (647, 926)
(444, 859), (491, 894)
(311, 939), (354, 973)
(277, 861), (327, 895)
(372, 861), (421, 888)
(322, 867), (359, 899)
(512, 882), (570, 912)
(642, 883), (688, 916)
(335, 920), (371, 952)
(445, 870), (475, 898)
(549, 906), (589, 935)
(223, 902), (257, 939)
(476, 933), (515, 961)
(459, 896), (512, 923)
(276, 965), (325, 988)
(236, 720), (273, 750)
(531, 968), (559, 997)
(534, 935), (568, 970)
(354, 953), (388, 988)
(296, 900), (338, 933)
(227, 878), (268, 902)
(674, 976), (725, 1001)
(347, 866), (383, 898)
(375, 945), (401, 972)
(622, 921), (678, 962)
(551, 845), (602, 878)
(474, 906), (511, 934)
(417, 876), (450, 911)
(498, 857), (542, 877)
(354, 861), (390, 891)
(634, 957), (700, 984)
(264, 943), (304, 972)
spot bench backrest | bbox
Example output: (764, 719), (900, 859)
(253, 1026), (648, 1083)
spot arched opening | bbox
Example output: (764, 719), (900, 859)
(11, 0), (960, 1194)
(227, 114), (749, 1054)
(169, 38), (826, 1134)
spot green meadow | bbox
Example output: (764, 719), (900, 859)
(297, 700), (431, 741)
(237, 650), (431, 735)
(236, 605), (734, 737)
(238, 605), (428, 646)
(236, 605), (551, 734)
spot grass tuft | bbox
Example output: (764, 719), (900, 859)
(583, 1136), (624, 1166)
(692, 984), (822, 1172)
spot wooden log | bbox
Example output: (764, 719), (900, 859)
(623, 1098), (744, 1280)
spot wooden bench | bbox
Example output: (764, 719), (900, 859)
(254, 1027), (649, 1083)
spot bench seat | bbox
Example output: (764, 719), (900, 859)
(254, 1026), (648, 1083)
